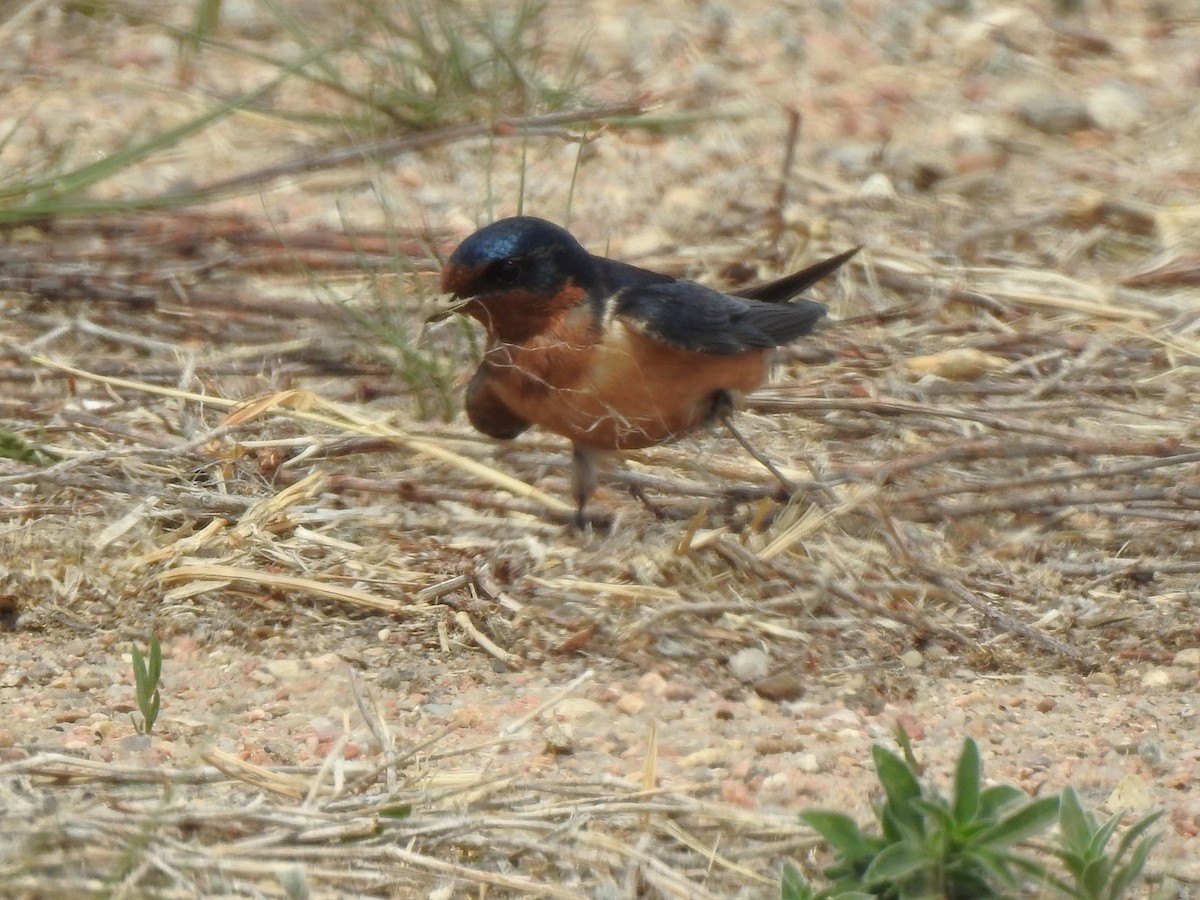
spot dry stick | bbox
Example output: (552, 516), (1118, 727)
(160, 564), (409, 616)
(620, 593), (846, 642)
(499, 669), (595, 738)
(927, 569), (1086, 664)
(748, 550), (972, 647)
(707, 536), (968, 642)
(1054, 558), (1200, 578)
(454, 611), (523, 669)
(320, 473), (575, 525)
(381, 845), (587, 899)
(904, 485), (1200, 522)
(878, 517), (1087, 665)
(745, 394), (1097, 442)
(0, 753), (229, 784)
(166, 101), (647, 203)
(28, 356), (572, 514)
(766, 108), (802, 249)
(916, 377), (1148, 400)
(347, 670), (398, 795)
(506, 447), (818, 500)
(719, 411), (795, 495)
(862, 436), (1182, 482)
(886, 449), (1200, 503)
(1086, 505), (1200, 525)
(1073, 562), (1146, 594)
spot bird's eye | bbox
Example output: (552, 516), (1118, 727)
(493, 259), (522, 285)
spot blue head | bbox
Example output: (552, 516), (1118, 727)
(440, 216), (596, 301)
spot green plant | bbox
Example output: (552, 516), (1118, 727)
(2, 0), (595, 227)
(130, 634), (162, 735)
(1054, 786), (1163, 900)
(788, 738), (1060, 899)
(0, 430), (61, 465)
(0, 48), (322, 224)
(784, 738), (1163, 900)
(164, 0), (587, 138)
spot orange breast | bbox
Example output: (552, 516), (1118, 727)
(482, 313), (767, 450)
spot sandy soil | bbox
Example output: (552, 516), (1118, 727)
(2, 1), (1199, 896)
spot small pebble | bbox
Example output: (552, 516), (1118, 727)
(795, 752), (821, 774)
(1173, 647), (1200, 668)
(263, 659), (301, 679)
(615, 693), (646, 715)
(900, 650), (925, 670)
(754, 672), (806, 702)
(555, 698), (605, 722)
(662, 680), (699, 702)
(1016, 91), (1090, 134)
(858, 172), (897, 201)
(1085, 81), (1146, 133)
(1137, 737), (1166, 769)
(638, 672), (668, 697)
(729, 648), (770, 684)
(679, 747), (726, 768)
(1166, 666), (1199, 688)
(542, 722), (576, 756)
(1105, 773), (1154, 812)
(1140, 667), (1174, 688)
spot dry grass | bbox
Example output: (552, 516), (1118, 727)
(3, 201), (1197, 895)
(3, 1), (1200, 896)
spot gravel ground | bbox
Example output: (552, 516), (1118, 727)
(2, 1), (1199, 896)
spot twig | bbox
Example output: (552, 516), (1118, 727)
(899, 485), (1200, 522)
(165, 101), (648, 204)
(1052, 559), (1200, 578)
(454, 611), (523, 669)
(499, 669), (595, 737)
(885, 449), (1200, 502)
(767, 107), (802, 249)
(879, 523), (1087, 665)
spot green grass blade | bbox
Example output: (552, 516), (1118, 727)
(799, 811), (876, 861)
(951, 738), (982, 823)
(975, 795), (1059, 849)
(780, 861), (815, 900)
(1057, 786), (1094, 854)
(0, 42), (332, 223)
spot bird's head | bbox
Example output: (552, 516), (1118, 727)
(434, 217), (597, 341)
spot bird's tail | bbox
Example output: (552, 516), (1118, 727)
(735, 246), (861, 304)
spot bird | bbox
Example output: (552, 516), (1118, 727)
(435, 216), (858, 528)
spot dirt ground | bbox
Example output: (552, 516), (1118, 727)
(2, 1), (1199, 897)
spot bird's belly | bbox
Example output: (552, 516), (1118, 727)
(485, 325), (767, 450)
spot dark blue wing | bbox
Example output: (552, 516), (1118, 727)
(595, 246), (859, 304)
(594, 256), (676, 293)
(614, 281), (827, 355)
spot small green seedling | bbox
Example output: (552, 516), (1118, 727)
(1054, 786), (1163, 900)
(130, 634), (162, 735)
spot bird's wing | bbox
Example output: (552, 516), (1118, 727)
(614, 281), (827, 356)
(594, 256), (677, 293)
(595, 247), (859, 304)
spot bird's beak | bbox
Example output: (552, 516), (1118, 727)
(427, 262), (480, 323)
(424, 294), (474, 324)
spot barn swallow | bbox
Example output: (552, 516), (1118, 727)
(436, 216), (857, 527)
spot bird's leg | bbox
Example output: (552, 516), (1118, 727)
(570, 443), (598, 530)
(712, 391), (796, 497)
